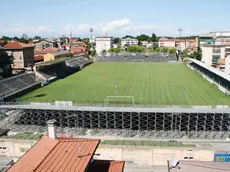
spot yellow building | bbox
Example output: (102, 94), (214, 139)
(43, 51), (71, 62)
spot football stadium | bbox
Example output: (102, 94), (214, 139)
(1, 53), (230, 139)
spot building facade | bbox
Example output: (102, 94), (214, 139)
(95, 36), (112, 54)
(225, 55), (230, 74)
(3, 42), (35, 69)
(121, 37), (138, 47)
(33, 39), (58, 51)
(201, 44), (230, 68)
(159, 38), (198, 53)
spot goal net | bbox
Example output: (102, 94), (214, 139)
(132, 59), (143, 64)
(106, 96), (135, 106)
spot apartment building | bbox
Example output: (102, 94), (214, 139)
(121, 37), (138, 47)
(33, 39), (58, 51)
(95, 35), (112, 54)
(3, 42), (35, 69)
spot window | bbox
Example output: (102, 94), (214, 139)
(189, 157), (193, 160)
(184, 157), (188, 160)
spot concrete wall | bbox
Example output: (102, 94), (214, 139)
(95, 145), (214, 166)
(225, 55), (230, 74)
(0, 139), (36, 158)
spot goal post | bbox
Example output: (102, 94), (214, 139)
(106, 96), (135, 106)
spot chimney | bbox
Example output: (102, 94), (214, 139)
(47, 119), (57, 139)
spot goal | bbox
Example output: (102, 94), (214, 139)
(106, 96), (135, 106)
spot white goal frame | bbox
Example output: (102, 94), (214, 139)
(132, 59), (144, 64)
(106, 96), (135, 106)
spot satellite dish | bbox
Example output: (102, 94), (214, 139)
(170, 156), (180, 169)
(226, 138), (230, 142)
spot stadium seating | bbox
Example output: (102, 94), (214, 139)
(96, 53), (177, 62)
(38, 57), (93, 79)
(0, 73), (41, 98)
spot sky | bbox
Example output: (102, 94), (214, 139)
(0, 0), (230, 38)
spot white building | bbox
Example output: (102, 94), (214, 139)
(121, 37), (138, 47)
(225, 55), (230, 74)
(95, 36), (112, 54)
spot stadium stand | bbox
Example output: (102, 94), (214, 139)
(96, 52), (177, 62)
(0, 73), (42, 100)
(37, 56), (93, 79)
(188, 58), (230, 92)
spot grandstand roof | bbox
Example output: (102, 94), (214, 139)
(3, 42), (35, 49)
(188, 58), (230, 82)
(170, 161), (230, 172)
(7, 136), (100, 172)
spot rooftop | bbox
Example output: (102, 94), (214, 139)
(49, 50), (70, 56)
(3, 42), (35, 49)
(7, 136), (100, 172)
(170, 161), (230, 172)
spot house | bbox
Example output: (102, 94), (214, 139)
(33, 39), (58, 51)
(3, 42), (35, 69)
(159, 38), (198, 53)
(121, 37), (138, 47)
(34, 47), (59, 62)
(7, 120), (125, 172)
(43, 50), (71, 62)
(70, 46), (86, 56)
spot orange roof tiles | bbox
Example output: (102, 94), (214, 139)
(218, 58), (225, 65)
(7, 136), (100, 172)
(87, 160), (125, 172)
(3, 42), (34, 49)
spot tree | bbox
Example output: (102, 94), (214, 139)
(109, 48), (120, 53)
(0, 49), (13, 77)
(127, 45), (144, 52)
(34, 36), (41, 40)
(113, 37), (120, 44)
(189, 38), (202, 61)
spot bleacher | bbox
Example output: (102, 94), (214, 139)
(96, 52), (177, 62)
(65, 56), (93, 68)
(0, 73), (41, 98)
(37, 57), (93, 79)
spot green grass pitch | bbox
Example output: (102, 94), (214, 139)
(21, 62), (230, 106)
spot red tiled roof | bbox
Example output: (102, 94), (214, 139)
(87, 160), (125, 172)
(7, 136), (100, 172)
(3, 42), (34, 49)
(34, 56), (44, 61)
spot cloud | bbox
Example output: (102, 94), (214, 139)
(0, 18), (159, 37)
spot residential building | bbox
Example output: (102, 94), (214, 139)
(33, 39), (58, 51)
(70, 46), (86, 56)
(96, 35), (112, 54)
(225, 55), (230, 74)
(141, 41), (153, 48)
(3, 42), (35, 69)
(34, 47), (59, 62)
(201, 44), (230, 68)
(6, 120), (125, 172)
(121, 37), (138, 47)
(159, 38), (198, 53)
(43, 50), (71, 62)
